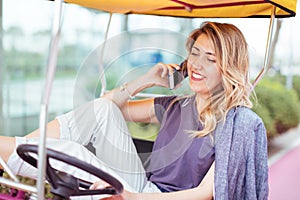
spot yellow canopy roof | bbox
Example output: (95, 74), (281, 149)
(65, 0), (297, 18)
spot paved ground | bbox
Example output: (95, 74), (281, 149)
(268, 125), (300, 200)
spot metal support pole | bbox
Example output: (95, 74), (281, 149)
(99, 13), (112, 96)
(252, 6), (276, 88)
(36, 0), (63, 199)
(286, 20), (294, 89)
(0, 177), (37, 194)
(0, 0), (4, 133)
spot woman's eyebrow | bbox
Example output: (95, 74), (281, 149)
(206, 51), (215, 56)
(193, 46), (215, 56)
(192, 46), (200, 52)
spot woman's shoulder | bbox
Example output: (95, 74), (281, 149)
(154, 95), (194, 107)
(220, 106), (267, 144)
(154, 95), (177, 105)
(229, 106), (264, 127)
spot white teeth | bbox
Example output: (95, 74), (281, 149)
(192, 72), (204, 79)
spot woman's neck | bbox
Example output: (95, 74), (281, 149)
(195, 94), (208, 110)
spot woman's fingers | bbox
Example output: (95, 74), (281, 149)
(101, 195), (124, 200)
(157, 63), (180, 78)
(170, 63), (181, 71)
(145, 62), (182, 88)
(90, 181), (125, 200)
(89, 180), (110, 190)
(156, 62), (168, 78)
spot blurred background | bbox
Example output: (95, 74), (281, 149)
(0, 0), (299, 139)
(0, 0), (300, 199)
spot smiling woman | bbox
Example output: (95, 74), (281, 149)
(0, 0), (298, 199)
(0, 21), (269, 200)
(187, 34), (223, 100)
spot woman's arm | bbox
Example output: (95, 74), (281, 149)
(129, 162), (214, 200)
(99, 162), (215, 200)
(102, 63), (179, 123)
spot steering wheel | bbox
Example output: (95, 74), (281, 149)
(17, 144), (123, 199)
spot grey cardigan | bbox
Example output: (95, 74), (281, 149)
(214, 107), (269, 200)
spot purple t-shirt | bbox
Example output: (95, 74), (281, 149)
(148, 95), (215, 192)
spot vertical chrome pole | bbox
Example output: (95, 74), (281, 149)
(99, 13), (112, 96)
(252, 6), (276, 88)
(37, 0), (63, 199)
(286, 20), (293, 89)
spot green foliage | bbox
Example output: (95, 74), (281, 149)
(268, 74), (300, 101)
(253, 79), (300, 137)
(252, 103), (277, 139)
(4, 44), (89, 80)
(5, 49), (45, 79)
(57, 44), (90, 70)
(0, 172), (53, 199)
(292, 75), (300, 100)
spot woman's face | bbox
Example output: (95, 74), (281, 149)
(187, 34), (222, 98)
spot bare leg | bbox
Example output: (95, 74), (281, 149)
(0, 119), (60, 164)
(5, 98), (150, 193)
(25, 119), (61, 139)
(0, 136), (16, 163)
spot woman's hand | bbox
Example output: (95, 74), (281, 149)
(101, 62), (182, 122)
(101, 190), (136, 200)
(90, 180), (137, 200)
(89, 180), (111, 190)
(142, 62), (181, 89)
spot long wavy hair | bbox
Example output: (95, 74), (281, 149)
(186, 21), (254, 137)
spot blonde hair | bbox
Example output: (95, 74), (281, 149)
(186, 21), (253, 137)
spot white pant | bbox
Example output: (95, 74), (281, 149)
(7, 98), (160, 199)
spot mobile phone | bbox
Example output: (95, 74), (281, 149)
(169, 61), (187, 90)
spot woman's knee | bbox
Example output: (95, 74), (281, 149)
(93, 98), (124, 121)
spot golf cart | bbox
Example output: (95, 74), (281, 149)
(0, 0), (297, 199)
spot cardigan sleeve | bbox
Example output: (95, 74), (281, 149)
(214, 107), (269, 200)
(245, 118), (269, 199)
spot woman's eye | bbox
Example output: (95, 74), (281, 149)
(208, 58), (216, 63)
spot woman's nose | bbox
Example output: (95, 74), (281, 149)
(188, 59), (204, 71)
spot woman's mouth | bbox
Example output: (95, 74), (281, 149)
(191, 72), (206, 81)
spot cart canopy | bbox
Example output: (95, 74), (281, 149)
(65, 0), (296, 18)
